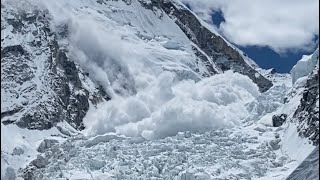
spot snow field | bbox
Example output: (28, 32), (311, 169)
(24, 127), (292, 180)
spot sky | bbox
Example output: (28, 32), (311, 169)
(182, 0), (319, 73)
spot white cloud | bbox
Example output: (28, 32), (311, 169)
(181, 0), (319, 53)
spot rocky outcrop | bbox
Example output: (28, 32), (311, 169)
(155, 0), (272, 92)
(272, 114), (288, 127)
(294, 65), (319, 145)
(1, 8), (110, 130)
(135, 0), (272, 92)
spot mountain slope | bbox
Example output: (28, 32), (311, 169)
(1, 4), (110, 131)
(286, 146), (319, 180)
(1, 0), (272, 131)
(1, 0), (318, 179)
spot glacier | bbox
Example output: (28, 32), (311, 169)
(1, 0), (318, 179)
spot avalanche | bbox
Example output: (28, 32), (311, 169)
(1, 0), (318, 179)
(84, 71), (260, 139)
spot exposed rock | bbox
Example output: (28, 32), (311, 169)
(1, 45), (26, 58)
(1, 8), (110, 131)
(156, 0), (272, 92)
(21, 165), (37, 180)
(1, 120), (16, 125)
(135, 0), (272, 92)
(272, 114), (288, 127)
(293, 65), (319, 145)
(270, 68), (277, 74)
(1, 0), (273, 133)
(191, 45), (218, 77)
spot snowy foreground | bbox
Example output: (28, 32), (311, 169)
(1, 74), (316, 180)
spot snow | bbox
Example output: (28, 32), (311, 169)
(84, 71), (260, 139)
(281, 122), (315, 163)
(1, 123), (65, 180)
(1, 0), (318, 179)
(286, 146), (319, 180)
(290, 48), (319, 84)
(34, 0), (261, 139)
(161, 40), (182, 50)
(20, 126), (297, 179)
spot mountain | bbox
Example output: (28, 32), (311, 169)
(1, 0), (318, 179)
(1, 0), (272, 131)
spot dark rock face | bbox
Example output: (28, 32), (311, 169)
(272, 114), (288, 127)
(52, 49), (91, 129)
(191, 45), (218, 77)
(1, 8), (109, 130)
(270, 68), (277, 74)
(1, 107), (23, 120)
(154, 0), (272, 92)
(293, 65), (319, 146)
(1, 45), (26, 58)
(135, 0), (272, 92)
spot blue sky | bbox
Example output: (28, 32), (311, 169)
(183, 0), (319, 73)
(211, 11), (318, 73)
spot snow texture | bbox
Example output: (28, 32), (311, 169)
(290, 48), (319, 84)
(1, 0), (318, 179)
(286, 146), (319, 180)
(84, 71), (260, 139)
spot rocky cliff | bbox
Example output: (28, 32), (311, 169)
(1, 6), (110, 131)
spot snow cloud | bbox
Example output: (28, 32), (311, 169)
(41, 0), (139, 97)
(181, 0), (319, 54)
(40, 0), (261, 139)
(83, 71), (260, 139)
